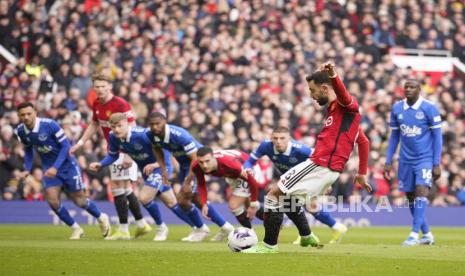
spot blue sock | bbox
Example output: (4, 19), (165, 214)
(207, 203), (226, 227)
(52, 204), (76, 226)
(412, 197), (428, 233)
(312, 209), (336, 228)
(171, 204), (194, 227)
(186, 205), (204, 228)
(409, 202), (429, 234)
(143, 200), (163, 225)
(83, 199), (102, 219)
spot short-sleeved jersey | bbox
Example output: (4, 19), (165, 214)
(15, 118), (75, 170)
(146, 124), (202, 165)
(310, 76), (361, 172)
(92, 96), (135, 141)
(107, 126), (172, 172)
(244, 140), (312, 175)
(389, 97), (442, 163)
(192, 149), (249, 204)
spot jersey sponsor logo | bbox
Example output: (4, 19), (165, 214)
(415, 111), (425, 120)
(324, 116), (333, 127)
(130, 153), (149, 161)
(134, 143), (143, 150)
(37, 145), (53, 153)
(38, 134), (48, 141)
(400, 124), (422, 137)
(433, 116), (441, 122)
(289, 157), (298, 163)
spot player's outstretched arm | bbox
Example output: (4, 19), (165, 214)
(320, 62), (352, 106)
(384, 128), (400, 181)
(70, 121), (99, 154)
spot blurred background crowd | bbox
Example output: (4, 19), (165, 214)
(1, 0), (464, 206)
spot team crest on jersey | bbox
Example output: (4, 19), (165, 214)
(415, 111), (425, 120)
(38, 134), (48, 141)
(134, 143), (143, 150)
(324, 116), (333, 127)
(290, 157), (298, 163)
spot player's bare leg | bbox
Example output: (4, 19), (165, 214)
(45, 186), (83, 239)
(69, 190), (110, 238)
(177, 185), (210, 242)
(229, 196), (250, 228)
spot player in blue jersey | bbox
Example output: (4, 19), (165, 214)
(147, 112), (234, 242)
(15, 102), (111, 240)
(88, 113), (196, 241)
(244, 126), (348, 244)
(384, 78), (443, 246)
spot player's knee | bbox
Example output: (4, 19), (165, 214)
(415, 186), (429, 198)
(162, 196), (176, 208)
(47, 198), (61, 210)
(138, 193), (151, 205)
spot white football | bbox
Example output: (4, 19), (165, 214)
(227, 227), (258, 252)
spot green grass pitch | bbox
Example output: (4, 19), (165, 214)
(1, 225), (464, 275)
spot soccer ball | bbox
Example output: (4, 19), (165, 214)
(227, 227), (258, 252)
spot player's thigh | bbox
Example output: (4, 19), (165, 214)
(413, 161), (433, 194)
(279, 162), (339, 201)
(228, 195), (247, 211)
(398, 162), (415, 193)
(139, 185), (158, 205)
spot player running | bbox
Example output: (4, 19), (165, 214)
(88, 113), (195, 241)
(70, 72), (149, 240)
(243, 63), (372, 253)
(147, 112), (234, 242)
(384, 78), (442, 246)
(244, 126), (370, 244)
(15, 102), (110, 240)
(192, 147), (264, 229)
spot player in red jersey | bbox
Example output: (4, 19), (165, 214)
(192, 147), (265, 229)
(243, 63), (372, 253)
(70, 72), (150, 240)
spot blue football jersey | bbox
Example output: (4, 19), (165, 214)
(15, 118), (76, 170)
(389, 97), (442, 163)
(107, 126), (172, 172)
(244, 140), (312, 175)
(146, 124), (202, 165)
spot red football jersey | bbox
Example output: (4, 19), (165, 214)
(192, 149), (259, 204)
(310, 75), (361, 172)
(92, 96), (135, 141)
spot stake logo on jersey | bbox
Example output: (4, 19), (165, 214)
(146, 124), (202, 165)
(389, 97), (442, 163)
(244, 140), (313, 175)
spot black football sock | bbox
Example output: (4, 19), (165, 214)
(255, 206), (264, 221)
(126, 191), (143, 221)
(235, 211), (252, 229)
(114, 194), (128, 224)
(263, 195), (283, 246)
(285, 204), (311, 237)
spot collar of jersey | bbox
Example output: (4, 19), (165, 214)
(124, 127), (133, 142)
(273, 141), (292, 156)
(403, 96), (423, 110)
(24, 118), (41, 134)
(163, 124), (170, 143)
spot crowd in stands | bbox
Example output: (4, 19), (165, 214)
(1, 0), (465, 206)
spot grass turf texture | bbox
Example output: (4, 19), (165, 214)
(1, 225), (464, 275)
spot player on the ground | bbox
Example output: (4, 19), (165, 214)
(192, 147), (265, 229)
(15, 102), (111, 240)
(70, 72), (149, 240)
(88, 113), (195, 241)
(243, 63), (372, 253)
(244, 126), (370, 244)
(147, 112), (235, 242)
(384, 78), (442, 246)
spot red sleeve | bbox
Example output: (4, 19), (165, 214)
(356, 128), (369, 175)
(331, 75), (359, 112)
(117, 97), (136, 123)
(192, 162), (208, 205)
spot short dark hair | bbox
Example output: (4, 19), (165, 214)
(16, 102), (34, 111)
(197, 146), (214, 157)
(272, 126), (290, 134)
(305, 71), (331, 85)
(148, 112), (167, 121)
